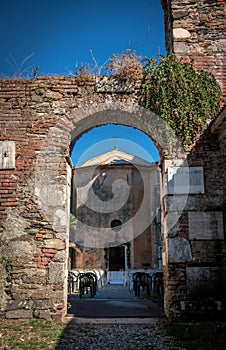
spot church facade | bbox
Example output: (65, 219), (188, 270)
(69, 148), (162, 278)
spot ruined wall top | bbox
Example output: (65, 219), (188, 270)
(162, 0), (226, 55)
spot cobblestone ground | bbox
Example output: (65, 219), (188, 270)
(55, 320), (186, 350)
(63, 284), (185, 350)
(94, 283), (137, 299)
(68, 282), (164, 318)
(71, 282), (151, 299)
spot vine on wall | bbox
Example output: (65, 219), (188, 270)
(1, 256), (13, 296)
(142, 54), (223, 148)
(104, 50), (223, 148)
(1, 50), (224, 148)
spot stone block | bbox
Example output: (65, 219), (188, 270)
(186, 266), (219, 299)
(167, 237), (192, 263)
(95, 76), (135, 93)
(53, 209), (67, 232)
(2, 208), (27, 240)
(164, 212), (180, 236)
(173, 28), (191, 39)
(52, 250), (66, 262)
(190, 240), (222, 264)
(48, 262), (65, 284)
(0, 141), (15, 169)
(33, 309), (52, 321)
(164, 195), (224, 212)
(31, 289), (48, 299)
(10, 241), (35, 259)
(188, 211), (224, 240)
(33, 299), (54, 310)
(5, 300), (33, 311)
(45, 290), (65, 300)
(173, 41), (189, 54)
(173, 10), (188, 19)
(168, 166), (204, 194)
(44, 239), (65, 250)
(6, 309), (33, 319)
(45, 91), (63, 100)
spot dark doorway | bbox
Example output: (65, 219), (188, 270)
(109, 246), (125, 271)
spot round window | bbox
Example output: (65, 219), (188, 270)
(110, 219), (122, 231)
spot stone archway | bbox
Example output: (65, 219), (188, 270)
(1, 0), (226, 321)
(63, 102), (189, 318)
(1, 74), (225, 321)
(64, 101), (224, 319)
(0, 94), (189, 320)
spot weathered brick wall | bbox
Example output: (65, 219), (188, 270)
(0, 75), (225, 320)
(168, 127), (226, 314)
(211, 107), (226, 222)
(161, 0), (226, 318)
(162, 0), (226, 98)
(163, 123), (226, 318)
(0, 77), (143, 320)
(211, 106), (226, 297)
(0, 0), (225, 321)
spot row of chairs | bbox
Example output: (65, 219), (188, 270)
(133, 271), (163, 297)
(78, 272), (97, 298)
(68, 270), (100, 298)
(70, 268), (105, 289)
(68, 270), (163, 298)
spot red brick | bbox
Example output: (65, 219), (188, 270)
(1, 202), (17, 207)
(41, 257), (51, 262)
(43, 253), (55, 258)
(42, 249), (57, 254)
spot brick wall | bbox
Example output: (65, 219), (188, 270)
(162, 0), (226, 98)
(0, 77), (143, 321)
(1, 75), (225, 320)
(211, 106), (226, 296)
(0, 0), (225, 321)
(161, 0), (226, 316)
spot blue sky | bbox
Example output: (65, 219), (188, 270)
(0, 0), (166, 164)
(72, 125), (161, 166)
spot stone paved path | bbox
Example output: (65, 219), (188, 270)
(94, 283), (138, 299)
(55, 319), (186, 350)
(68, 283), (164, 318)
(63, 285), (186, 349)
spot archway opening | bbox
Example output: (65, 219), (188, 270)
(71, 124), (160, 166)
(68, 122), (164, 315)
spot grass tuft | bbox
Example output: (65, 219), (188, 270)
(162, 321), (226, 350)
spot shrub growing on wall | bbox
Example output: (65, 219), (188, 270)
(143, 54), (223, 148)
(107, 49), (143, 81)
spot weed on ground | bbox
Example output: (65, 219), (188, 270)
(0, 319), (64, 350)
(162, 320), (226, 350)
(1, 318), (226, 350)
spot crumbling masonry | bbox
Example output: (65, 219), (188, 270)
(0, 0), (226, 320)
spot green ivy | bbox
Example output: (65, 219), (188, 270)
(143, 54), (224, 148)
(1, 255), (12, 272)
(1, 256), (13, 296)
